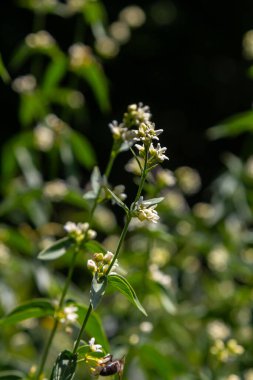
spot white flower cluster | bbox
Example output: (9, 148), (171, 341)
(12, 74), (37, 94)
(133, 197), (160, 224)
(210, 338), (244, 363)
(64, 222), (97, 244)
(58, 304), (78, 324)
(109, 103), (168, 166)
(87, 251), (117, 278)
(69, 43), (93, 68)
(25, 30), (55, 49)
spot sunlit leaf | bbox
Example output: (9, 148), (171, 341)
(108, 274), (147, 316)
(38, 237), (74, 260)
(50, 350), (77, 380)
(0, 299), (54, 326)
(90, 275), (107, 309)
(207, 111), (253, 139)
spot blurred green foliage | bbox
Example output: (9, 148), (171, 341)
(1, 1), (253, 380)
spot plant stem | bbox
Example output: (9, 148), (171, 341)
(36, 247), (79, 379)
(72, 150), (149, 353)
(36, 150), (117, 379)
(73, 303), (93, 354)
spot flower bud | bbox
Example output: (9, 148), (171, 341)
(103, 251), (114, 263)
(93, 253), (104, 262)
(103, 264), (109, 274)
(87, 259), (97, 273)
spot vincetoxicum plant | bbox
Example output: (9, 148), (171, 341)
(0, 103), (168, 380)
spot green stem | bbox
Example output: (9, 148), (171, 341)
(36, 148), (117, 378)
(73, 303), (93, 354)
(88, 150), (117, 224)
(72, 149), (149, 352)
(36, 248), (79, 379)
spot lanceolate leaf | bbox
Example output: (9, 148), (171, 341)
(141, 197), (164, 206)
(108, 274), (147, 316)
(105, 187), (129, 213)
(69, 130), (96, 169)
(84, 240), (107, 254)
(90, 275), (107, 310)
(50, 350), (77, 380)
(0, 299), (54, 326)
(38, 237), (74, 260)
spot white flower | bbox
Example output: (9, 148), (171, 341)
(149, 143), (169, 163)
(59, 305), (78, 324)
(89, 337), (103, 353)
(134, 121), (163, 144)
(123, 103), (152, 127)
(12, 75), (36, 93)
(25, 30), (55, 49)
(134, 197), (160, 223)
(64, 222), (96, 243)
(69, 43), (93, 68)
(34, 124), (55, 151)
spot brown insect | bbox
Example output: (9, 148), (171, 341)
(94, 354), (125, 379)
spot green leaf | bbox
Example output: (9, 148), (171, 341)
(50, 350), (77, 380)
(0, 53), (10, 83)
(141, 197), (164, 206)
(105, 187), (129, 213)
(69, 130), (96, 169)
(0, 299), (54, 326)
(207, 111), (253, 139)
(84, 240), (107, 254)
(91, 166), (102, 194)
(90, 275), (107, 309)
(108, 274), (147, 316)
(38, 237), (74, 260)
(42, 55), (67, 92)
(75, 304), (109, 351)
(77, 64), (110, 112)
(0, 370), (24, 380)
(83, 1), (106, 25)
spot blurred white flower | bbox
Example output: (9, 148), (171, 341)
(12, 74), (36, 93)
(119, 6), (146, 28)
(89, 337), (103, 352)
(26, 30), (55, 49)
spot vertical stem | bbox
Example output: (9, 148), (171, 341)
(36, 149), (117, 379)
(73, 303), (93, 354)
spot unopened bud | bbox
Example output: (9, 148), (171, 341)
(87, 259), (97, 273)
(103, 264), (109, 274)
(87, 229), (97, 240)
(93, 253), (104, 262)
(103, 251), (114, 263)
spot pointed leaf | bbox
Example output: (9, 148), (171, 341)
(91, 166), (102, 194)
(84, 240), (107, 254)
(207, 111), (253, 139)
(42, 55), (67, 92)
(38, 237), (74, 260)
(0, 299), (54, 326)
(50, 350), (77, 380)
(90, 275), (107, 309)
(69, 130), (96, 169)
(105, 187), (129, 213)
(108, 274), (147, 316)
(0, 54), (10, 83)
(141, 197), (164, 206)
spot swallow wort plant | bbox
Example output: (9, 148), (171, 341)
(0, 104), (168, 380)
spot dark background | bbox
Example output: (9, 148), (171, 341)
(1, 0), (253, 191)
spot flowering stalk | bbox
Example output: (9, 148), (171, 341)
(36, 148), (118, 380)
(72, 146), (149, 354)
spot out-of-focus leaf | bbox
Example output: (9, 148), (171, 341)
(50, 350), (77, 380)
(207, 111), (253, 139)
(150, 280), (177, 315)
(1, 131), (34, 185)
(91, 166), (102, 194)
(90, 275), (107, 309)
(38, 237), (74, 260)
(84, 240), (107, 253)
(69, 130), (96, 169)
(139, 344), (185, 379)
(0, 53), (10, 83)
(42, 55), (67, 92)
(0, 225), (34, 255)
(76, 303), (109, 351)
(78, 64), (110, 112)
(83, 0), (106, 26)
(108, 274), (147, 316)
(19, 92), (47, 127)
(0, 370), (24, 379)
(15, 146), (42, 188)
(11, 44), (30, 69)
(141, 197), (164, 206)
(0, 299), (54, 326)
